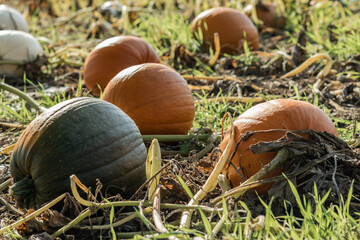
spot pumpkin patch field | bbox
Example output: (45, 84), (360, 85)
(0, 0), (360, 239)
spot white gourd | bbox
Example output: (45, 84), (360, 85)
(0, 30), (44, 77)
(0, 5), (29, 32)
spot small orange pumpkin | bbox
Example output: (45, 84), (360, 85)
(191, 7), (260, 54)
(83, 36), (160, 96)
(219, 99), (338, 194)
(244, 2), (286, 29)
(101, 63), (195, 135)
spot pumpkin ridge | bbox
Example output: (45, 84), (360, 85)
(33, 144), (146, 202)
(220, 99), (338, 195)
(35, 158), (146, 204)
(73, 133), (144, 174)
(97, 159), (146, 188)
(102, 63), (195, 135)
(30, 119), (143, 180)
(10, 98), (93, 179)
(33, 97), (93, 131)
(23, 100), (111, 163)
(127, 103), (195, 116)
(30, 120), (145, 179)
(34, 141), (145, 191)
(125, 94), (194, 113)
(11, 97), (148, 209)
(111, 76), (189, 93)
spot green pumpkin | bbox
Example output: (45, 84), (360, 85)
(10, 97), (147, 209)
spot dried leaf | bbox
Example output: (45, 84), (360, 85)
(17, 210), (71, 237)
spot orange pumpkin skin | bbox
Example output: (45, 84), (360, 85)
(219, 99), (338, 195)
(101, 63), (195, 135)
(191, 7), (260, 54)
(83, 36), (160, 96)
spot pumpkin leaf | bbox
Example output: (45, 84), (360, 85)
(146, 139), (162, 202)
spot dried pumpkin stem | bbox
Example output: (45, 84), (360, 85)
(0, 196), (25, 215)
(251, 0), (260, 25)
(0, 60), (24, 65)
(52, 208), (92, 237)
(146, 139), (162, 202)
(195, 96), (265, 104)
(209, 32), (220, 66)
(49, 59), (83, 67)
(70, 174), (221, 212)
(349, 138), (360, 149)
(139, 200), (158, 231)
(80, 207), (153, 230)
(153, 186), (168, 233)
(280, 53), (333, 80)
(180, 113), (235, 229)
(0, 178), (12, 192)
(217, 174), (231, 193)
(238, 50), (291, 61)
(122, 5), (129, 32)
(212, 148), (292, 204)
(195, 133), (218, 160)
(188, 84), (212, 91)
(181, 75), (243, 84)
(0, 82), (47, 113)
(54, 46), (89, 57)
(142, 133), (220, 142)
(0, 193), (66, 235)
(70, 174), (98, 207)
(115, 231), (154, 238)
(209, 216), (226, 240)
(53, 6), (96, 27)
(0, 121), (26, 129)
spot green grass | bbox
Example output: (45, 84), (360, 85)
(1, 0), (360, 239)
(0, 77), (87, 123)
(135, 179), (359, 239)
(130, 11), (198, 56)
(284, 0), (360, 61)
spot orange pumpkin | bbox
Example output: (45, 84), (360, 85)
(244, 2), (286, 29)
(101, 63), (195, 135)
(83, 36), (160, 96)
(191, 7), (260, 54)
(219, 99), (338, 194)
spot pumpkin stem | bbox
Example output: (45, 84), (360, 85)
(280, 53), (333, 80)
(152, 186), (168, 233)
(0, 60), (25, 65)
(182, 74), (243, 84)
(142, 133), (220, 142)
(212, 148), (293, 204)
(0, 178), (12, 192)
(10, 175), (36, 209)
(0, 193), (67, 235)
(208, 32), (220, 66)
(146, 139), (162, 202)
(180, 113), (235, 229)
(0, 81), (47, 113)
(195, 96), (265, 105)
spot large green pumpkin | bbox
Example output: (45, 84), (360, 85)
(10, 97), (147, 209)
